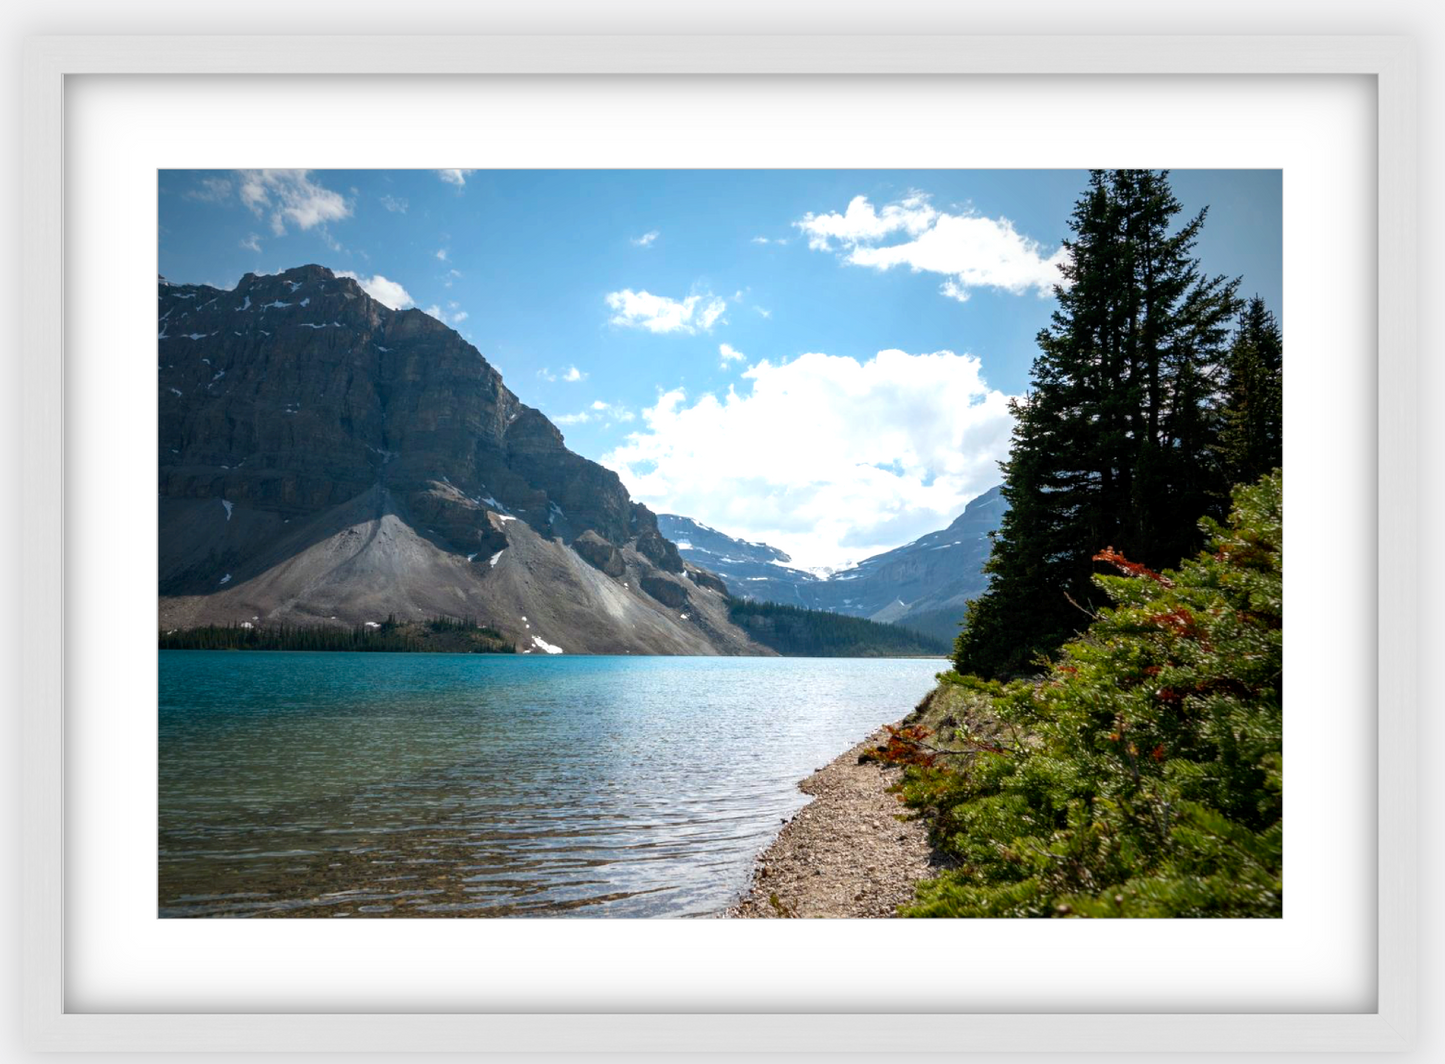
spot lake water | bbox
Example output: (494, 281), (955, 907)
(158, 652), (942, 918)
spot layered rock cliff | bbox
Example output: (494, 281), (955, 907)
(157, 265), (759, 655)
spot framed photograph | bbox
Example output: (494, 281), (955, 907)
(21, 34), (1415, 1053)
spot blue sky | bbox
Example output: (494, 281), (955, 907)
(159, 168), (1282, 569)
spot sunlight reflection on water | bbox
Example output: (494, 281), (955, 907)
(159, 652), (941, 918)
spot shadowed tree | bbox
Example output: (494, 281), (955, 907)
(1217, 295), (1283, 488)
(955, 170), (1243, 679)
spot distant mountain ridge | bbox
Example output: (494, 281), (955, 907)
(656, 514), (824, 607)
(661, 485), (1007, 645)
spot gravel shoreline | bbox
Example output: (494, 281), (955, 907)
(728, 724), (945, 918)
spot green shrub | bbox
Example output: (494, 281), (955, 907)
(902, 472), (1282, 918)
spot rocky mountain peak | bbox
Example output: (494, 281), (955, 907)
(158, 267), (748, 655)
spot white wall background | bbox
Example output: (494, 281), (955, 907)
(1, 2), (1440, 1062)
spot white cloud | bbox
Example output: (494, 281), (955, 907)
(796, 193), (937, 251)
(940, 279), (971, 303)
(554, 401), (635, 429)
(798, 192), (1068, 301)
(751, 235), (788, 246)
(631, 230), (660, 247)
(606, 289), (727, 335)
(335, 271), (414, 309)
(754, 306), (772, 319)
(437, 169), (475, 187)
(417, 300), (469, 326)
(236, 169), (351, 236)
(239, 233), (262, 253)
(719, 343), (746, 367)
(846, 212), (1068, 298)
(537, 365), (587, 383)
(186, 177), (234, 203)
(435, 248), (448, 261)
(697, 299), (726, 331)
(601, 349), (1014, 569)
(379, 194), (408, 213)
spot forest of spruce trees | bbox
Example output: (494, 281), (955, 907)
(159, 615), (515, 654)
(727, 599), (951, 657)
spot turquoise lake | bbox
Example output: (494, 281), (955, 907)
(158, 652), (943, 918)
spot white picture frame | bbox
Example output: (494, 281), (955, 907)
(20, 34), (1416, 1054)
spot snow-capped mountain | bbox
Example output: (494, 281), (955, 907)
(655, 514), (824, 607)
(660, 486), (1006, 645)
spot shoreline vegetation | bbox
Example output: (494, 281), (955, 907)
(736, 473), (1283, 918)
(905, 475), (1282, 918)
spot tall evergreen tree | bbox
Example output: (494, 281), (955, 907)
(1217, 295), (1283, 487)
(955, 170), (1242, 679)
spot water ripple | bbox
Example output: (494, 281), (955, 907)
(159, 652), (940, 917)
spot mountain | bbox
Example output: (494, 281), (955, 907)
(655, 514), (824, 606)
(662, 486), (1007, 646)
(816, 485), (1006, 642)
(157, 265), (758, 656)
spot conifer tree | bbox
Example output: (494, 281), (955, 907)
(1217, 295), (1283, 487)
(955, 170), (1242, 678)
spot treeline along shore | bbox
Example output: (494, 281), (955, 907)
(159, 615), (515, 654)
(158, 603), (950, 658)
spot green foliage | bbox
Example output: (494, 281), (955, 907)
(1217, 296), (1283, 488)
(955, 170), (1275, 679)
(159, 615), (515, 654)
(727, 599), (951, 657)
(903, 473), (1282, 918)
